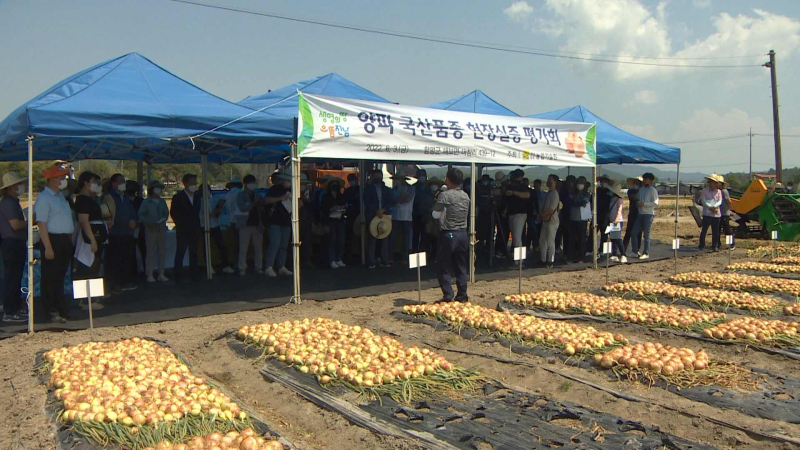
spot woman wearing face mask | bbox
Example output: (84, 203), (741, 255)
(321, 178), (347, 269)
(127, 180), (147, 275)
(566, 177), (591, 263)
(102, 173), (139, 293)
(74, 172), (107, 288)
(138, 180), (170, 282)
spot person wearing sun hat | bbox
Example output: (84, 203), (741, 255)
(717, 175), (734, 250)
(34, 163), (76, 322)
(606, 183), (627, 263)
(0, 171), (29, 322)
(697, 173), (724, 251)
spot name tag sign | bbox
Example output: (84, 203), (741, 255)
(513, 247), (527, 261)
(602, 242), (613, 255)
(73, 278), (104, 299)
(725, 235), (734, 245)
(409, 252), (427, 269)
(771, 231), (779, 240)
(672, 239), (681, 250)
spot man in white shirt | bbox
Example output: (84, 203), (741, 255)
(34, 164), (76, 323)
(390, 174), (415, 264)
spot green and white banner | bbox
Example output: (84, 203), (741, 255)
(297, 93), (595, 166)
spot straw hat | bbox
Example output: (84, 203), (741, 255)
(608, 183), (624, 198)
(494, 171), (505, 181)
(369, 216), (392, 240)
(225, 177), (242, 189)
(424, 177), (445, 187)
(626, 176), (643, 186)
(597, 173), (614, 184)
(705, 173), (725, 184)
(0, 172), (27, 190)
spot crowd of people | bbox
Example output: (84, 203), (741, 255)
(5, 159), (754, 324)
(474, 170), (658, 268)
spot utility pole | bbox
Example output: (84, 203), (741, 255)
(749, 128), (752, 179)
(765, 50), (782, 183)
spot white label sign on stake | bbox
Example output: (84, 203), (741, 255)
(725, 235), (734, 245)
(672, 239), (680, 250)
(513, 247), (527, 261)
(73, 279), (104, 299)
(602, 242), (613, 254)
(409, 252), (427, 269)
(771, 231), (779, 240)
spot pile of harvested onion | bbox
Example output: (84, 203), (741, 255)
(604, 281), (780, 312)
(594, 342), (709, 374)
(236, 318), (480, 402)
(146, 429), (282, 450)
(728, 261), (800, 275)
(786, 304), (800, 315)
(41, 338), (271, 449)
(404, 302), (626, 356)
(747, 245), (800, 258)
(670, 271), (800, 296)
(593, 342), (758, 390)
(772, 256), (800, 266)
(504, 291), (724, 330)
(701, 317), (800, 347)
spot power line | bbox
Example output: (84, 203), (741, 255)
(167, 0), (764, 69)
(663, 134), (749, 145)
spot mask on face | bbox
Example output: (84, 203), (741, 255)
(58, 179), (68, 190)
(152, 188), (162, 196)
(16, 185), (25, 195)
(431, 186), (439, 193)
(577, 184), (585, 191)
(116, 182), (125, 193)
(246, 183), (256, 191)
(90, 183), (101, 194)
(188, 185), (198, 193)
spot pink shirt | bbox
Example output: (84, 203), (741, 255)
(700, 187), (722, 218)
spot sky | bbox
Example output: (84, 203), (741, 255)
(1, 0), (799, 174)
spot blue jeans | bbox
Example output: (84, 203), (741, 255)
(631, 214), (654, 255)
(327, 220), (346, 264)
(265, 225), (291, 269)
(390, 220), (413, 263)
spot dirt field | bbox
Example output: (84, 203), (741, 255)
(2, 218), (797, 450)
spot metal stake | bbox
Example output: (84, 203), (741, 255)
(417, 254), (422, 304)
(26, 136), (35, 333)
(87, 284), (95, 341)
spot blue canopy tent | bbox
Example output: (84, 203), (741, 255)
(239, 73), (392, 277)
(0, 53), (299, 330)
(528, 105), (680, 165)
(425, 89), (520, 117)
(530, 105), (683, 268)
(0, 52), (295, 164)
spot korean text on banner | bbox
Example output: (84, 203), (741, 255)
(297, 93), (596, 166)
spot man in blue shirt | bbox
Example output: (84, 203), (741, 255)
(34, 164), (76, 322)
(103, 173), (139, 294)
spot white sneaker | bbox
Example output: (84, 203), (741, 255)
(279, 267), (293, 276)
(337, 260), (346, 268)
(330, 261), (339, 269)
(639, 254), (650, 260)
(609, 256), (619, 262)
(222, 266), (235, 274)
(620, 256), (628, 263)
(265, 267), (277, 277)
(147, 276), (156, 283)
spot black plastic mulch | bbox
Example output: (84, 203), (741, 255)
(394, 312), (800, 425)
(227, 340), (714, 450)
(497, 301), (800, 361)
(35, 338), (291, 450)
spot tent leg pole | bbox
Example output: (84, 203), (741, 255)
(675, 163), (680, 275)
(291, 144), (301, 305)
(26, 136), (35, 333)
(359, 160), (366, 266)
(469, 163), (477, 284)
(592, 166), (598, 270)
(201, 154), (212, 280)
(146, 162), (152, 186)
